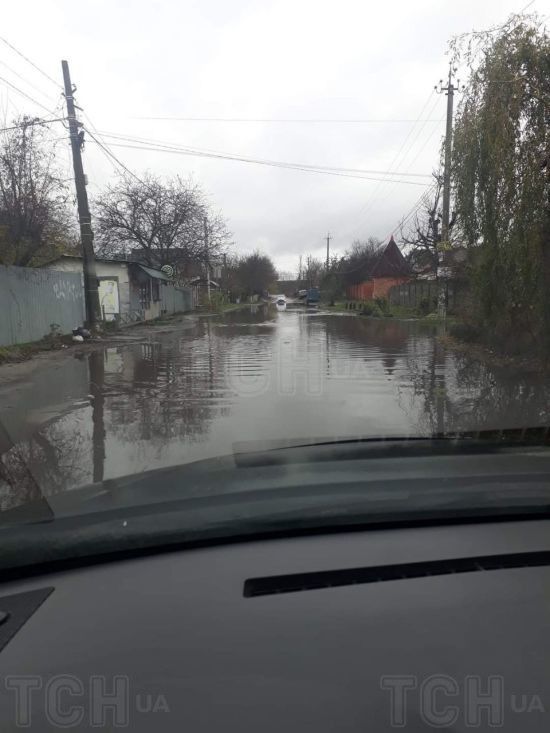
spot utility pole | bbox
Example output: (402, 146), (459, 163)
(325, 232), (332, 271)
(435, 65), (459, 319)
(61, 60), (101, 328)
(203, 216), (211, 303)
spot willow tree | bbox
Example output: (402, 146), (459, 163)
(451, 16), (550, 352)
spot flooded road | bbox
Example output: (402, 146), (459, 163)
(1, 305), (549, 508)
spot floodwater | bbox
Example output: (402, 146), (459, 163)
(1, 305), (549, 508)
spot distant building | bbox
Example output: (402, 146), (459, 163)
(125, 248), (223, 282)
(44, 255), (191, 322)
(409, 245), (468, 282)
(345, 236), (410, 301)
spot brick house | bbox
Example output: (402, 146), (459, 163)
(345, 236), (410, 301)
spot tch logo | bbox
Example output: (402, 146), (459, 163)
(4, 675), (170, 728)
(380, 674), (546, 728)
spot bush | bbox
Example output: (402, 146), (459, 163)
(417, 297), (433, 316)
(361, 301), (383, 317)
(198, 291), (228, 312)
(374, 297), (391, 316)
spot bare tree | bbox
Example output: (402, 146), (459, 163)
(348, 237), (380, 260)
(0, 117), (74, 266)
(197, 211), (233, 268)
(95, 173), (206, 268)
(277, 270), (295, 281)
(303, 255), (324, 285)
(340, 237), (381, 273)
(399, 172), (456, 273)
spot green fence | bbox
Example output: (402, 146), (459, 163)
(388, 279), (460, 313)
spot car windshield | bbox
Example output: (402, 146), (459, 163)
(0, 3), (549, 547)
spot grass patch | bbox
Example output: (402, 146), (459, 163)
(388, 304), (419, 318)
(218, 302), (252, 313)
(326, 300), (458, 323)
(324, 302), (349, 312)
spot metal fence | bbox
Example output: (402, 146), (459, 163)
(160, 283), (192, 315)
(388, 279), (460, 313)
(0, 265), (85, 347)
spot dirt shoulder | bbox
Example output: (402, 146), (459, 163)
(0, 313), (198, 386)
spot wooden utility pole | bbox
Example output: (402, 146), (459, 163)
(61, 60), (101, 328)
(435, 66), (458, 319)
(325, 232), (332, 271)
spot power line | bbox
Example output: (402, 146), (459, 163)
(83, 127), (144, 183)
(81, 110), (143, 181)
(392, 183), (437, 236)
(0, 36), (61, 90)
(370, 108), (445, 216)
(130, 116), (444, 123)
(453, 0), (536, 40)
(0, 73), (56, 114)
(89, 137), (430, 185)
(0, 116), (66, 133)
(341, 90), (439, 240)
(356, 94), (442, 224)
(95, 130), (432, 179)
(0, 58), (59, 105)
(401, 116), (445, 172)
(357, 93), (437, 222)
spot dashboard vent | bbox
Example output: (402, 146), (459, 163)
(244, 551), (550, 597)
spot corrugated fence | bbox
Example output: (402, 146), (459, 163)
(0, 265), (85, 347)
(160, 283), (192, 314)
(388, 279), (460, 313)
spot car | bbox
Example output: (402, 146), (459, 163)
(306, 287), (320, 306)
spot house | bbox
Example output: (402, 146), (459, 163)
(345, 236), (410, 301)
(187, 276), (220, 305)
(409, 245), (468, 281)
(44, 255), (192, 323)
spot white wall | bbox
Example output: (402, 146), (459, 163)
(46, 259), (131, 317)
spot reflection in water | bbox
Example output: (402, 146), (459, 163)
(1, 306), (549, 507)
(89, 350), (106, 484)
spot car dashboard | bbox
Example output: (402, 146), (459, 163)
(0, 518), (548, 731)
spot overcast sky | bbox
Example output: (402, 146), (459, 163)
(1, 0), (539, 274)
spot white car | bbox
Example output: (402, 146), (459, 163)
(273, 294), (286, 305)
